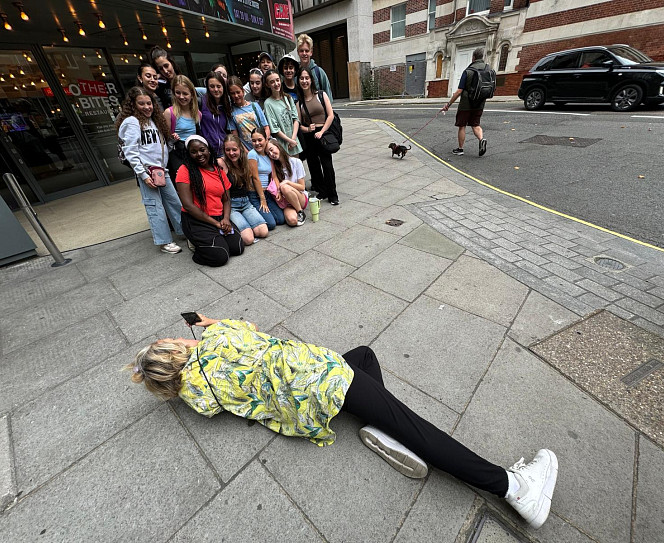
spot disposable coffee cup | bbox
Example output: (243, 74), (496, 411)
(309, 197), (320, 222)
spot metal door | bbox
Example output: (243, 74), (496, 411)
(405, 53), (426, 96)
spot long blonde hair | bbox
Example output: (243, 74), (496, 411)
(171, 74), (200, 120)
(127, 340), (191, 399)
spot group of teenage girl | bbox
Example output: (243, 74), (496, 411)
(116, 35), (338, 267)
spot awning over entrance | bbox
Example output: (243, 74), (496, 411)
(0, 0), (294, 51)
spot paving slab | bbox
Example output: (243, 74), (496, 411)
(283, 277), (408, 356)
(201, 239), (297, 290)
(261, 219), (347, 255)
(267, 324), (302, 342)
(335, 177), (382, 196)
(508, 291), (579, 347)
(372, 295), (505, 412)
(634, 437), (664, 543)
(0, 414), (16, 511)
(426, 255), (529, 327)
(316, 224), (400, 267)
(0, 248), (89, 286)
(356, 165), (406, 183)
(0, 265), (87, 315)
(530, 512), (596, 543)
(318, 199), (384, 227)
(419, 177), (470, 197)
(260, 413), (422, 543)
(196, 284), (292, 333)
(11, 344), (161, 495)
(0, 406), (220, 542)
(0, 281), (124, 356)
(0, 313), (127, 413)
(354, 185), (413, 207)
(251, 250), (354, 311)
(384, 170), (435, 192)
(109, 270), (227, 344)
(454, 339), (635, 543)
(393, 470), (476, 542)
(399, 223), (465, 260)
(172, 402), (274, 483)
(532, 310), (664, 447)
(359, 205), (423, 237)
(475, 514), (523, 543)
(352, 244), (452, 302)
(171, 460), (323, 541)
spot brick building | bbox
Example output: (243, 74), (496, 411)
(294, 0), (664, 100)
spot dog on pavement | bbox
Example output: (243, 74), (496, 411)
(388, 142), (411, 159)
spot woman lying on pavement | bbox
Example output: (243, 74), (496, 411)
(128, 314), (559, 530)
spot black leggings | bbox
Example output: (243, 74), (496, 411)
(181, 212), (244, 267)
(305, 132), (337, 201)
(341, 346), (508, 497)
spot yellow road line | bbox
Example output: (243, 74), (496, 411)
(374, 119), (664, 254)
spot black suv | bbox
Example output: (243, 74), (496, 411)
(517, 45), (664, 111)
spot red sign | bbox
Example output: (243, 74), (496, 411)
(77, 79), (108, 97)
(42, 87), (73, 97)
(269, 0), (293, 40)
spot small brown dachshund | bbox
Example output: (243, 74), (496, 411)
(389, 142), (411, 159)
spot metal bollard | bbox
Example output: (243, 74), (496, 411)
(3, 173), (71, 267)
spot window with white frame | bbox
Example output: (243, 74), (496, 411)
(505, 0), (513, 7)
(391, 3), (406, 40)
(428, 0), (436, 32)
(467, 0), (490, 15)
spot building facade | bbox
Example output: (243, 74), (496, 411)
(0, 0), (295, 209)
(294, 0), (664, 100)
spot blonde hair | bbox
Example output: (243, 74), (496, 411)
(171, 75), (200, 121)
(296, 34), (313, 50)
(127, 340), (191, 399)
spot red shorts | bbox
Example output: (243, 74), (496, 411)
(455, 109), (483, 127)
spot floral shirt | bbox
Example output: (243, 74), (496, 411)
(178, 319), (354, 446)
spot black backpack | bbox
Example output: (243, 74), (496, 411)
(466, 64), (496, 106)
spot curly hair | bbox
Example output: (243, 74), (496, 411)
(223, 134), (252, 190)
(115, 86), (169, 141)
(127, 340), (190, 399)
(266, 138), (291, 183)
(204, 71), (231, 118)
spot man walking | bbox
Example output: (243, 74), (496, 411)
(442, 47), (488, 157)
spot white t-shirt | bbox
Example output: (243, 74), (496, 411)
(285, 157), (305, 183)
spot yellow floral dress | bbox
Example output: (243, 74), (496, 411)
(178, 319), (354, 446)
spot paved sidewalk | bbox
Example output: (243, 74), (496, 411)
(1, 118), (663, 542)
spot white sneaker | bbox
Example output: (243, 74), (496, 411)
(359, 425), (428, 479)
(506, 449), (558, 529)
(160, 242), (182, 254)
(186, 240), (195, 252)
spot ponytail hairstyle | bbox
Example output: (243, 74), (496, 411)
(204, 71), (231, 118)
(171, 74), (200, 121)
(266, 138), (291, 183)
(127, 340), (190, 400)
(149, 45), (182, 78)
(223, 134), (252, 190)
(183, 136), (217, 213)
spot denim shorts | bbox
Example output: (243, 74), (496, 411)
(230, 196), (267, 231)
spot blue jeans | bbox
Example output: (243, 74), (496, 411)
(137, 172), (183, 245)
(230, 196), (266, 231)
(247, 191), (284, 231)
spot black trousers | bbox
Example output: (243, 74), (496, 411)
(305, 132), (337, 201)
(341, 346), (508, 497)
(181, 212), (244, 267)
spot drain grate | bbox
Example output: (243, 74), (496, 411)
(520, 135), (602, 148)
(593, 256), (626, 271)
(385, 219), (405, 227)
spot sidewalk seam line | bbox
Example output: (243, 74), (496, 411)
(630, 433), (639, 543)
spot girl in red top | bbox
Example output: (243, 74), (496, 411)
(175, 135), (244, 266)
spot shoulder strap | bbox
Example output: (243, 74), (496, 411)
(314, 65), (321, 83)
(300, 95), (313, 124)
(168, 107), (176, 132)
(250, 102), (262, 128)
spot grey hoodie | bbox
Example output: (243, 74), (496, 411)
(118, 117), (168, 181)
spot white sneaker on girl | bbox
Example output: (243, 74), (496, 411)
(359, 425), (428, 479)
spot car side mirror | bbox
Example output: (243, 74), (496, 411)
(602, 60), (615, 69)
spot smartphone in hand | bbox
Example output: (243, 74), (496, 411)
(181, 312), (202, 326)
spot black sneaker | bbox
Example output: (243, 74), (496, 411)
(329, 199), (339, 206)
(296, 210), (306, 226)
(452, 148), (464, 155)
(479, 139), (487, 156)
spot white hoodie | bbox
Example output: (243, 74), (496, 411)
(118, 117), (169, 181)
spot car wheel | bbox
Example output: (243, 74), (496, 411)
(524, 88), (546, 110)
(553, 102), (566, 108)
(611, 84), (643, 112)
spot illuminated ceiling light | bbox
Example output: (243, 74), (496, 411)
(161, 22), (167, 35)
(96, 50), (102, 59)
(184, 32), (190, 44)
(76, 22), (85, 36)
(166, 39), (171, 49)
(96, 13), (105, 29)
(60, 73), (65, 78)
(9, 73), (14, 78)
(21, 83), (25, 88)
(13, 85), (18, 90)
(13, 2), (28, 21)
(18, 68), (24, 75)
(40, 78), (44, 82)
(0, 76), (5, 82)
(101, 71), (106, 77)
(30, 80), (35, 85)
(204, 25), (209, 38)
(81, 53), (86, 59)
(23, 52), (32, 62)
(139, 24), (147, 40)
(1, 13), (13, 31)
(59, 28), (69, 42)
(124, 57), (129, 63)
(123, 37), (129, 46)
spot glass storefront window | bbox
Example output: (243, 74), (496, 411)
(191, 52), (231, 86)
(0, 49), (96, 196)
(110, 52), (144, 93)
(44, 46), (126, 182)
